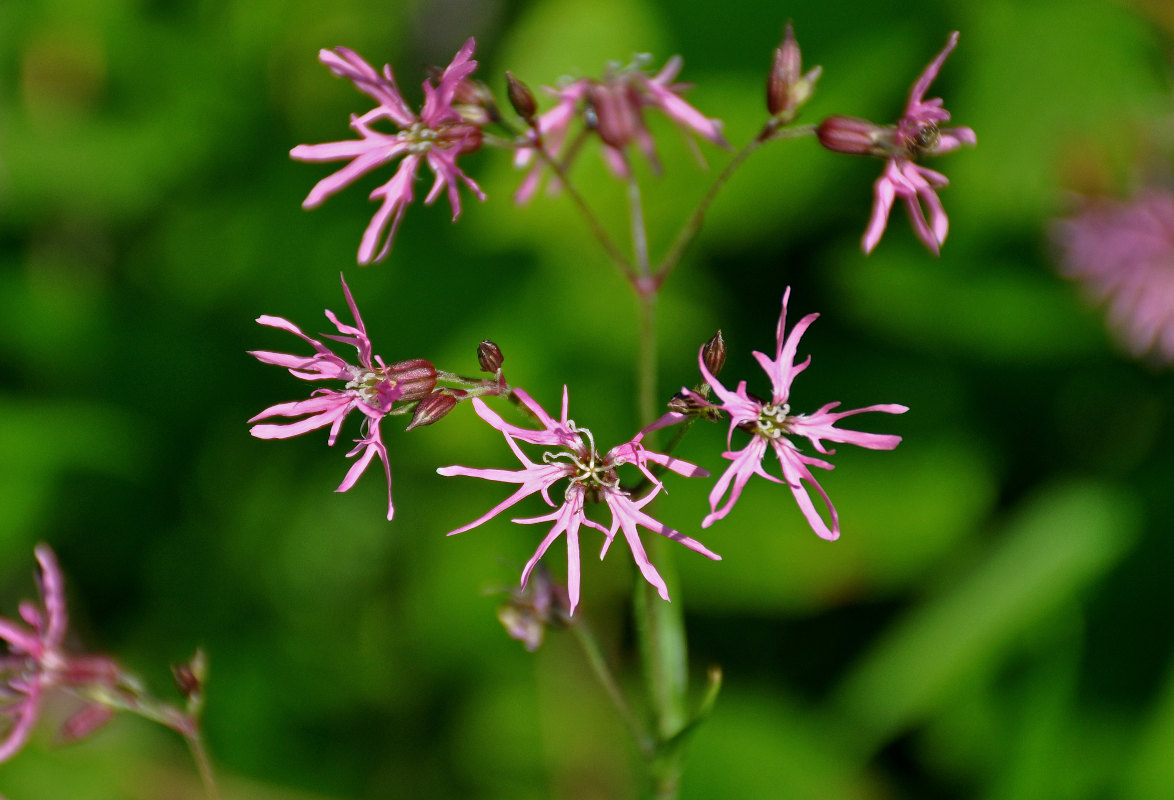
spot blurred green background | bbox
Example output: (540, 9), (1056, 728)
(3, 0), (1174, 797)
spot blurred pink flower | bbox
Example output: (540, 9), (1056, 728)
(438, 387), (719, 613)
(496, 565), (571, 652)
(249, 275), (436, 520)
(514, 54), (729, 202)
(292, 39), (486, 264)
(1053, 187), (1174, 362)
(817, 32), (975, 254)
(685, 289), (907, 540)
(1, 545), (119, 762)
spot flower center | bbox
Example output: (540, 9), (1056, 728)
(346, 369), (388, 406)
(906, 123), (941, 157)
(541, 423), (620, 496)
(398, 120), (482, 156)
(755, 402), (792, 439)
(400, 122), (440, 154)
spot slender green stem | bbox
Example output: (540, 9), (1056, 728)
(568, 618), (655, 758)
(629, 175), (658, 428)
(636, 539), (688, 800)
(78, 680), (221, 800)
(627, 169), (689, 800)
(186, 731), (223, 800)
(654, 123), (817, 286)
(627, 176), (652, 280)
(508, 123), (637, 283)
(638, 291), (658, 433)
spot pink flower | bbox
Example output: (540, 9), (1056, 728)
(1, 545), (120, 762)
(685, 289), (907, 540)
(496, 565), (571, 652)
(291, 39), (487, 264)
(514, 54), (729, 203)
(438, 387), (719, 613)
(816, 32), (976, 254)
(249, 274), (437, 520)
(1053, 187), (1174, 362)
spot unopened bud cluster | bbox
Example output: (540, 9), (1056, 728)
(408, 341), (509, 431)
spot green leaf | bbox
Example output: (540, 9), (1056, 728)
(833, 480), (1140, 753)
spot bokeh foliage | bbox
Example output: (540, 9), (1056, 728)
(2, 0), (1173, 797)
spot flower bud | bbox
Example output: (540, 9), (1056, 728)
(172, 649), (207, 702)
(766, 23), (821, 121)
(505, 71), (537, 123)
(667, 391), (708, 416)
(385, 359), (437, 403)
(477, 340), (504, 373)
(816, 115), (892, 157)
(702, 330), (726, 376)
(406, 392), (458, 430)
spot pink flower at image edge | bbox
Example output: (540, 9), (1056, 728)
(1, 546), (119, 762)
(1053, 187), (1174, 363)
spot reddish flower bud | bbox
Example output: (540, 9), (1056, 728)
(816, 115), (892, 157)
(171, 648), (207, 702)
(667, 391), (709, 416)
(505, 71), (537, 123)
(384, 359), (438, 403)
(406, 392), (458, 430)
(702, 330), (726, 377)
(477, 340), (504, 373)
(767, 23), (821, 122)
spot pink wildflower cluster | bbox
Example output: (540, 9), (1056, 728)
(1053, 187), (1174, 362)
(1, 545), (120, 761)
(679, 289), (907, 540)
(438, 387), (720, 614)
(817, 32), (976, 254)
(291, 39), (486, 264)
(268, 30), (943, 611)
(512, 54), (729, 202)
(249, 275), (438, 520)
